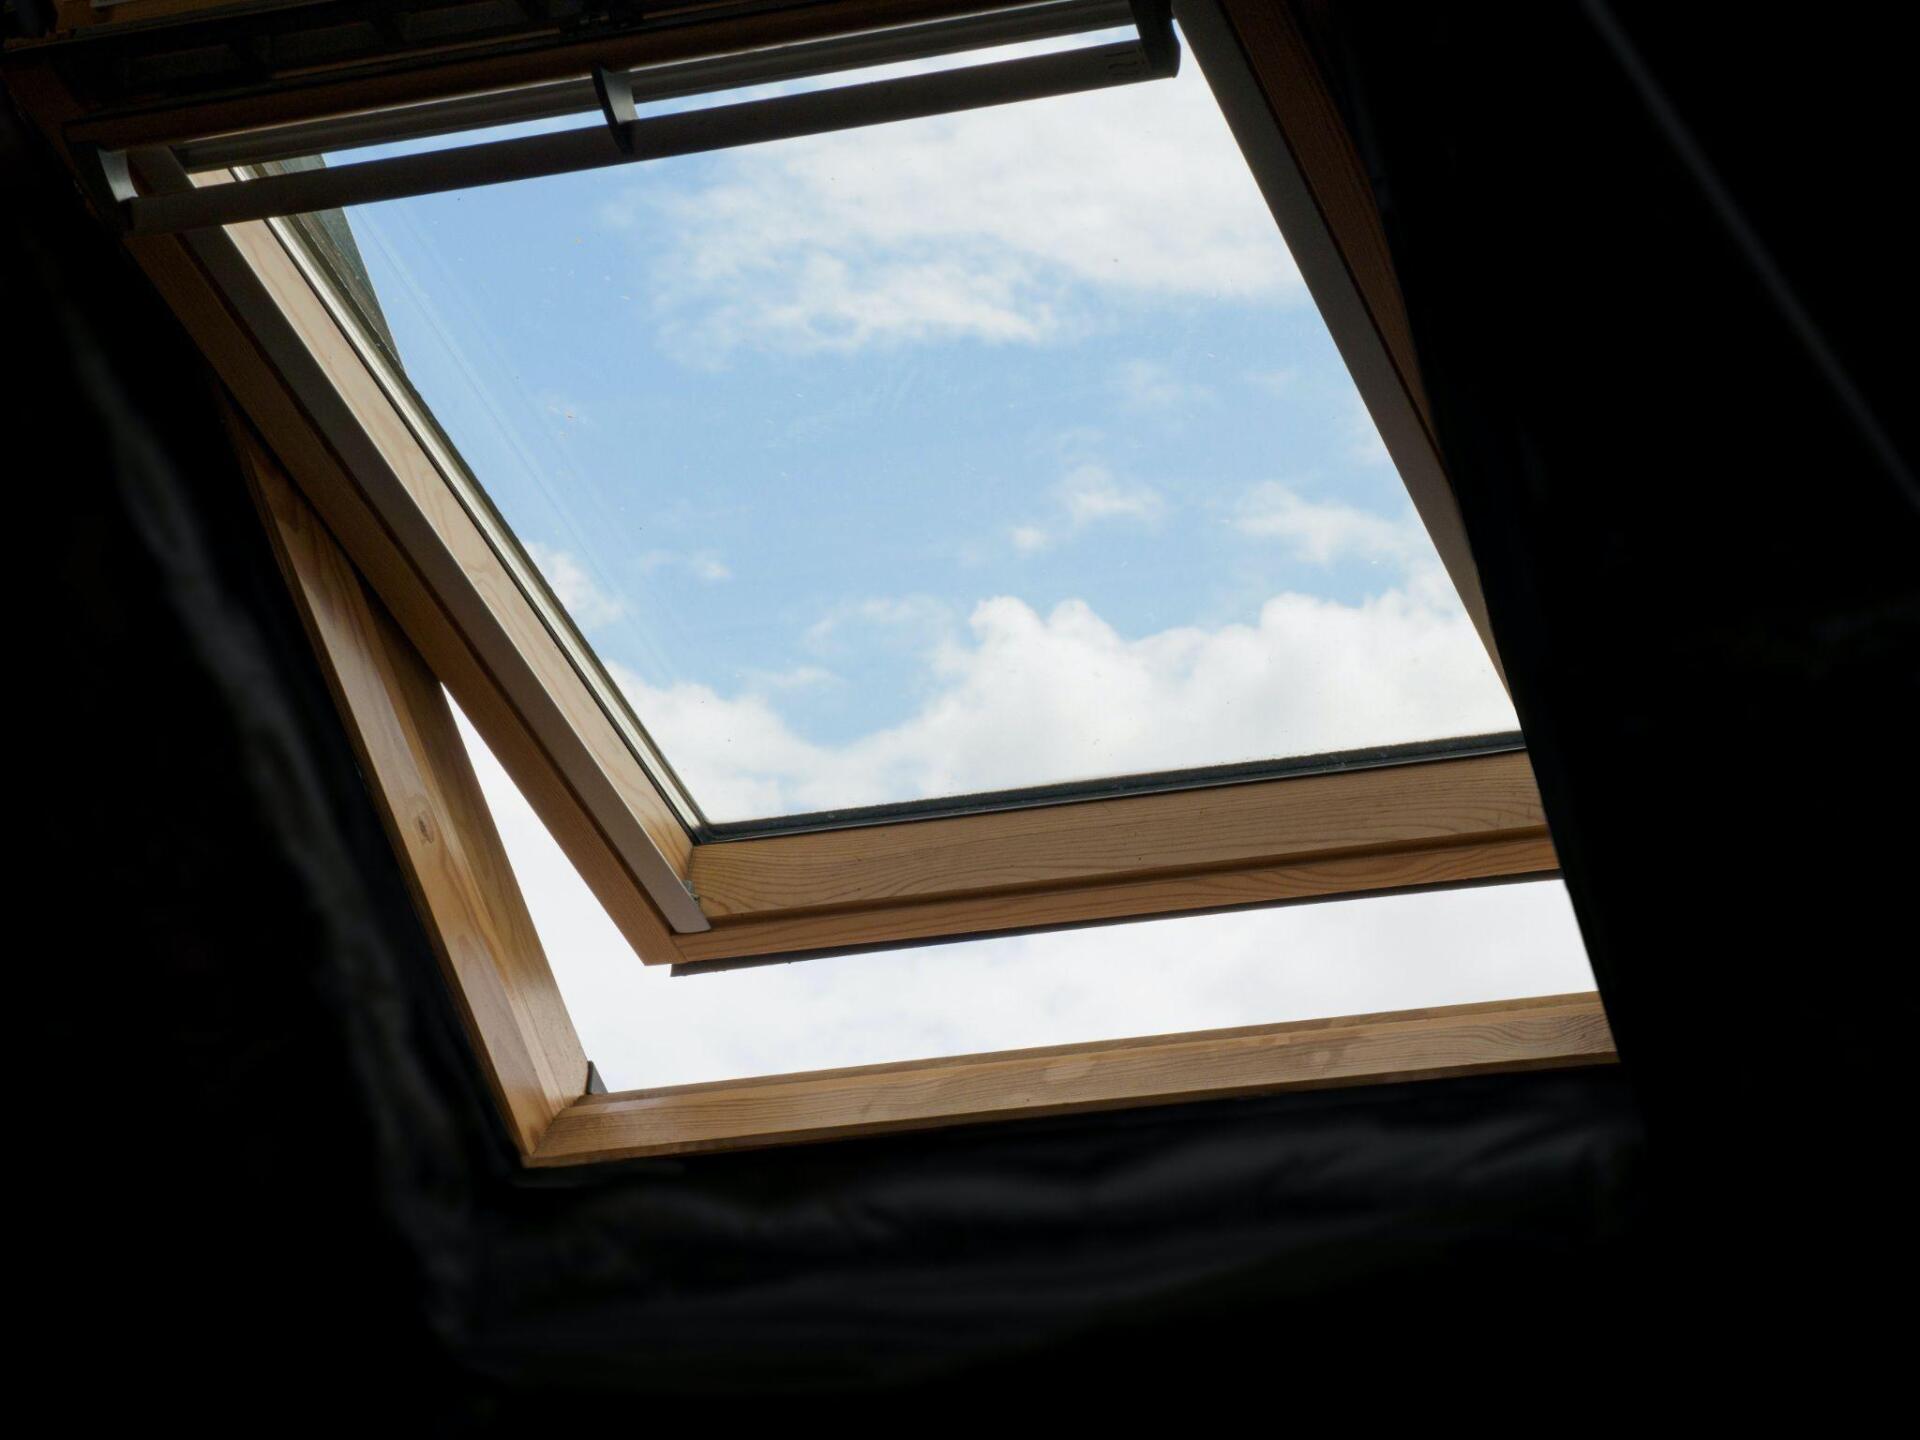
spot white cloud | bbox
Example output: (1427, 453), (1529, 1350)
(741, 664), (836, 691)
(621, 56), (1306, 358)
(1058, 462), (1163, 525)
(638, 548), (733, 583)
(1008, 461), (1163, 555)
(621, 578), (1513, 823)
(524, 542), (625, 629)
(452, 694), (1591, 1089)
(1234, 482), (1418, 567)
(1010, 524), (1051, 554)
(803, 594), (952, 653)
(1232, 483), (1466, 610)
(1117, 358), (1212, 411)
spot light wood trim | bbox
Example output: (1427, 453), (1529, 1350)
(101, 168), (707, 960)
(692, 751), (1544, 920)
(212, 193), (696, 886)
(129, 222), (692, 965)
(531, 993), (1614, 1163)
(240, 422), (588, 1154)
(677, 833), (1556, 965)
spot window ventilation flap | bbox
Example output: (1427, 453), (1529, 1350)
(87, 0), (1178, 237)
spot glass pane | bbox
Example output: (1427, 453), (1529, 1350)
(326, 22), (1516, 826)
(455, 702), (1592, 1090)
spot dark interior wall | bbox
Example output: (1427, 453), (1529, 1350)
(1293, 0), (1917, 1318)
(11, 0), (1911, 1418)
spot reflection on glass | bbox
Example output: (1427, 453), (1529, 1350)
(330, 27), (1517, 824)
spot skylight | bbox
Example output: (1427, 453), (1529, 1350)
(63, 0), (1607, 1157)
(305, 15), (1513, 830)
(456, 701), (1592, 1090)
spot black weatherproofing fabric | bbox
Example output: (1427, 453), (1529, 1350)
(12, 81), (1639, 1415)
(13, 0), (1913, 1417)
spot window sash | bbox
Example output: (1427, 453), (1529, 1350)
(80, 0), (1546, 971)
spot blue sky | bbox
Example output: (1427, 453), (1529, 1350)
(336, 32), (1514, 824)
(316, 30), (1582, 1087)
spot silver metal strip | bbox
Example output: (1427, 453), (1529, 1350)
(132, 34), (1168, 233)
(175, 0), (1136, 172)
(699, 732), (1530, 841)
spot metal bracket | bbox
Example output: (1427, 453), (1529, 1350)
(71, 142), (138, 233)
(1130, 0), (1180, 78)
(119, 0), (1182, 234)
(591, 64), (638, 154)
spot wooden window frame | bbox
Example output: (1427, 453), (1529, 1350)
(7, 0), (1615, 1162)
(239, 410), (1609, 1163)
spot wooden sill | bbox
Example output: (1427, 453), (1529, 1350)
(531, 993), (1616, 1164)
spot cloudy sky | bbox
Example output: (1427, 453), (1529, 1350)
(335, 24), (1591, 1087)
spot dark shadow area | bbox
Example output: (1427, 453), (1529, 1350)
(13, 0), (1910, 1418)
